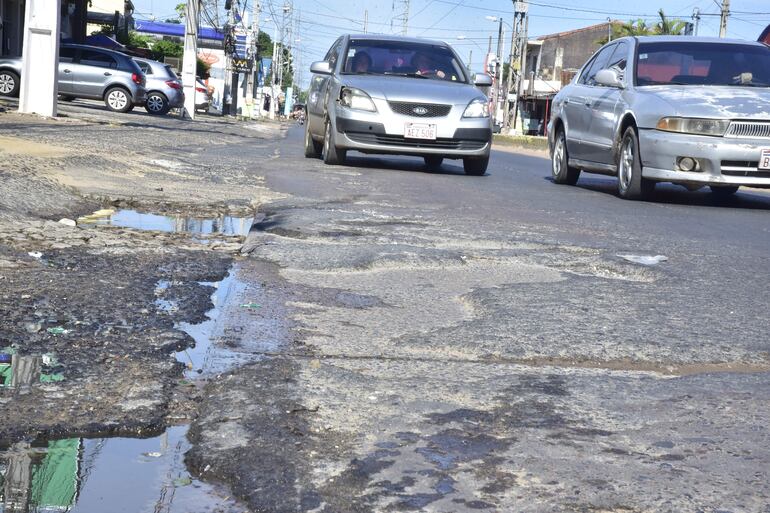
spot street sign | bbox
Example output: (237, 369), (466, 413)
(232, 58), (254, 73)
(514, 2), (528, 13)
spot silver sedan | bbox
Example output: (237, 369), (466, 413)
(305, 35), (494, 175)
(548, 36), (770, 199)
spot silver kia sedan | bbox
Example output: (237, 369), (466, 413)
(305, 35), (494, 175)
(549, 36), (770, 199)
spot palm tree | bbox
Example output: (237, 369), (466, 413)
(654, 9), (688, 35)
(596, 10), (687, 45)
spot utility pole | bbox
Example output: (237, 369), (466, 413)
(607, 18), (612, 42)
(719, 0), (729, 38)
(364, 10), (368, 34)
(18, 0), (61, 117)
(495, 19), (504, 126)
(692, 7), (700, 36)
(181, 0), (199, 119)
(246, 0), (261, 117)
(223, 4), (235, 115)
(393, 0), (410, 36)
(504, 0), (527, 133)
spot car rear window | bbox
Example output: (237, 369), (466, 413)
(636, 42), (770, 87)
(164, 65), (178, 78)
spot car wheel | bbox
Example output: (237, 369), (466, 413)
(424, 156), (444, 170)
(463, 155), (489, 176)
(59, 95), (75, 102)
(322, 118), (346, 165)
(0, 70), (20, 97)
(145, 92), (170, 115)
(551, 128), (580, 185)
(710, 185), (739, 198)
(104, 87), (132, 113)
(304, 118), (322, 158)
(617, 126), (655, 200)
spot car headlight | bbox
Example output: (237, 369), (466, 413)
(463, 97), (490, 118)
(339, 87), (376, 112)
(656, 117), (730, 137)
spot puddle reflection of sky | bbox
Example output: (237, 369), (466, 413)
(81, 209), (253, 237)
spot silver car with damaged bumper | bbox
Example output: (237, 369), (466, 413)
(549, 36), (770, 199)
(305, 35), (494, 175)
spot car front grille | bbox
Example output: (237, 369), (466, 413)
(387, 101), (452, 118)
(725, 122), (770, 139)
(721, 160), (770, 177)
(346, 131), (486, 150)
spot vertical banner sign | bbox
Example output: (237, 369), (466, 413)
(182, 0), (199, 119)
(18, 0), (60, 117)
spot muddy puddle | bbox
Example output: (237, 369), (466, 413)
(0, 426), (242, 513)
(0, 266), (265, 512)
(78, 209), (253, 237)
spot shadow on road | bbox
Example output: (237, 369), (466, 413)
(343, 154), (478, 177)
(544, 175), (770, 210)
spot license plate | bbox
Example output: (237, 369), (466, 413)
(405, 123), (436, 140)
(760, 149), (770, 170)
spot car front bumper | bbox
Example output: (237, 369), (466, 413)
(334, 102), (492, 159)
(639, 129), (770, 188)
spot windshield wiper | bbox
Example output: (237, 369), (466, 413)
(384, 72), (431, 79)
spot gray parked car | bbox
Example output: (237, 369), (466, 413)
(134, 58), (184, 115)
(305, 34), (494, 175)
(0, 43), (146, 113)
(549, 36), (770, 199)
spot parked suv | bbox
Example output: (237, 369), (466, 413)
(134, 58), (184, 115)
(0, 43), (146, 113)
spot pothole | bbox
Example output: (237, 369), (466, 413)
(77, 209), (254, 237)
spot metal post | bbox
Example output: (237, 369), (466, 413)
(246, 1), (260, 117)
(607, 18), (612, 42)
(181, 0), (199, 119)
(502, 9), (517, 132)
(692, 7), (701, 36)
(495, 19), (504, 127)
(364, 10), (368, 34)
(719, 0), (730, 38)
(19, 0), (61, 117)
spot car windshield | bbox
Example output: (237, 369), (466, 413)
(341, 39), (467, 83)
(636, 42), (770, 87)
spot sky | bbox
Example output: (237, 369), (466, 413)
(132, 0), (770, 87)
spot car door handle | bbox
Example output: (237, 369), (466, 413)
(63, 69), (72, 73)
(103, 72), (112, 76)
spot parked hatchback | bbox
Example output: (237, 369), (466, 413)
(549, 37), (770, 199)
(134, 58), (184, 115)
(305, 35), (493, 175)
(0, 43), (146, 113)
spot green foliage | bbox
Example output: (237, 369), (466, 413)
(257, 31), (273, 57)
(150, 39), (183, 61)
(597, 10), (688, 45)
(197, 58), (211, 79)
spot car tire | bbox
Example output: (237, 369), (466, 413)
(617, 126), (655, 200)
(304, 118), (323, 158)
(59, 95), (75, 102)
(424, 156), (444, 170)
(0, 70), (20, 97)
(145, 92), (170, 115)
(463, 155), (488, 176)
(322, 118), (346, 165)
(104, 87), (132, 113)
(551, 128), (580, 185)
(710, 185), (739, 198)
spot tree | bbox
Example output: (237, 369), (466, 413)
(655, 9), (688, 35)
(596, 11), (687, 45)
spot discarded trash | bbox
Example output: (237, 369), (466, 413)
(24, 322), (42, 333)
(144, 451), (162, 458)
(41, 353), (58, 366)
(46, 327), (69, 335)
(173, 476), (193, 487)
(58, 218), (77, 227)
(28, 251), (43, 259)
(617, 254), (668, 266)
(240, 302), (261, 309)
(0, 353), (11, 364)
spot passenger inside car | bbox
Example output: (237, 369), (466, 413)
(351, 51), (372, 73)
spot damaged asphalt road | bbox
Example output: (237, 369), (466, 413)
(1, 104), (769, 512)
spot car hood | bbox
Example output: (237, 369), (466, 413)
(638, 85), (770, 119)
(340, 74), (483, 105)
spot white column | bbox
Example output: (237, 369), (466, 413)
(181, 0), (199, 119)
(18, 0), (60, 117)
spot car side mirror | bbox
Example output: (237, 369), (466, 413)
(595, 68), (624, 88)
(473, 73), (493, 87)
(310, 61), (332, 75)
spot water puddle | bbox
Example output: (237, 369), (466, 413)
(0, 426), (241, 513)
(78, 209), (253, 237)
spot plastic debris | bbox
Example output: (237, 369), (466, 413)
(173, 476), (193, 487)
(46, 327), (69, 335)
(28, 252), (43, 259)
(58, 218), (77, 227)
(240, 302), (261, 309)
(617, 254), (668, 266)
(143, 452), (162, 458)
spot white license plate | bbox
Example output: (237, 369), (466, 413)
(405, 123), (436, 140)
(760, 149), (770, 170)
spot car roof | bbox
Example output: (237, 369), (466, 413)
(345, 34), (450, 47)
(633, 35), (765, 46)
(61, 43), (130, 58)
